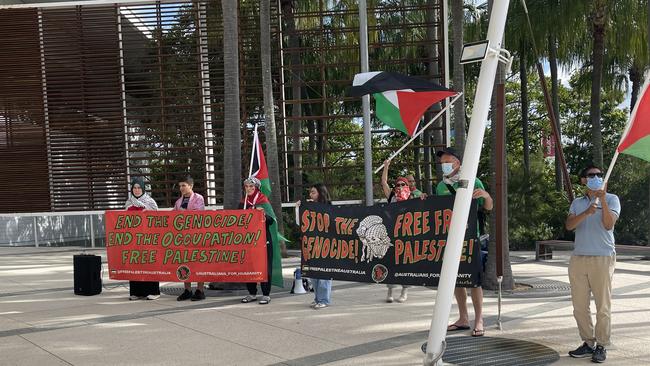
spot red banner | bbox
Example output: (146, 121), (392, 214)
(105, 210), (267, 282)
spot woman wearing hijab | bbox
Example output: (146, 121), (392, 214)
(380, 159), (412, 303)
(239, 177), (276, 305)
(124, 177), (160, 300)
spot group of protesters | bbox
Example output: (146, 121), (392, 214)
(123, 147), (620, 363)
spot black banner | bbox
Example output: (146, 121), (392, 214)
(300, 196), (481, 287)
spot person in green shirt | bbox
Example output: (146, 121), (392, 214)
(435, 148), (492, 337)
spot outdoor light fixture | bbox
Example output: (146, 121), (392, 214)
(460, 39), (513, 74)
(459, 40), (490, 64)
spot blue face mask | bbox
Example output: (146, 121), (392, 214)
(441, 163), (455, 176)
(586, 176), (603, 191)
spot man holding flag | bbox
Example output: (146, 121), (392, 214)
(567, 72), (650, 363)
(565, 164), (620, 363)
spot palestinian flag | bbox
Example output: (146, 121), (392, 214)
(256, 200), (284, 288)
(617, 79), (650, 161)
(248, 127), (284, 288)
(250, 129), (272, 197)
(349, 71), (457, 136)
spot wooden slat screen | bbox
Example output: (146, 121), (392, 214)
(0, 8), (51, 213)
(41, 5), (127, 211)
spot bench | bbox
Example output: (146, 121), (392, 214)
(535, 240), (650, 261)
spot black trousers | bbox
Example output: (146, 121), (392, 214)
(246, 239), (274, 296)
(129, 281), (160, 297)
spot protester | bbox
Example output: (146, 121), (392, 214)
(380, 159), (411, 303)
(406, 174), (423, 198)
(239, 177), (275, 305)
(174, 175), (207, 301)
(297, 183), (333, 309)
(565, 164), (620, 363)
(124, 176), (160, 300)
(436, 147), (493, 337)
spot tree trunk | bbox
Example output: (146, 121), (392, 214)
(629, 64), (641, 111)
(549, 35), (563, 191)
(520, 41), (530, 183)
(260, 0), (287, 257)
(485, 0), (513, 291)
(281, 0), (303, 201)
(451, 0), (466, 157)
(222, 0), (242, 209)
(590, 4), (606, 168)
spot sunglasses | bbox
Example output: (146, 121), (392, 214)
(586, 173), (603, 178)
(395, 183), (407, 187)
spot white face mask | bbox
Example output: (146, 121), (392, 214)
(441, 163), (455, 176)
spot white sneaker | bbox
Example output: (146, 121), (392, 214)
(146, 294), (160, 300)
(396, 289), (408, 303)
(129, 295), (140, 301)
(314, 303), (328, 309)
(386, 288), (393, 303)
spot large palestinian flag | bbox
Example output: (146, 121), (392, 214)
(349, 71), (457, 136)
(617, 79), (650, 162)
(248, 127), (284, 288)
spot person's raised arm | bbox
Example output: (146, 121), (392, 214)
(381, 159), (392, 199)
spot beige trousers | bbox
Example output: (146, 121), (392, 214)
(568, 255), (616, 347)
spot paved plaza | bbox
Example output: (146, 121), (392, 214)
(1, 247), (648, 365)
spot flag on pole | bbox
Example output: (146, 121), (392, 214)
(247, 126), (284, 288)
(617, 79), (650, 162)
(349, 71), (457, 136)
(250, 128), (272, 197)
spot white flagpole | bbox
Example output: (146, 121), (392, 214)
(372, 92), (463, 174)
(423, 0), (510, 365)
(603, 74), (650, 188)
(244, 124), (259, 209)
(248, 124), (259, 178)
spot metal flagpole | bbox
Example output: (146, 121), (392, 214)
(359, 0), (374, 206)
(248, 124), (258, 178)
(423, 1), (511, 365)
(372, 93), (462, 174)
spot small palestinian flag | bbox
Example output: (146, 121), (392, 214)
(617, 79), (650, 162)
(349, 71), (457, 136)
(250, 128), (272, 197)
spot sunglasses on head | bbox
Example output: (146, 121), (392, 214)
(586, 172), (603, 178)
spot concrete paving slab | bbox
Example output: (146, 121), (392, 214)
(0, 335), (71, 366)
(21, 316), (286, 366)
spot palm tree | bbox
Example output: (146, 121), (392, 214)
(222, 0), (242, 209)
(260, 0), (287, 256)
(589, 0), (608, 167)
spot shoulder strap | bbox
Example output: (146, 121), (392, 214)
(445, 183), (456, 195)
